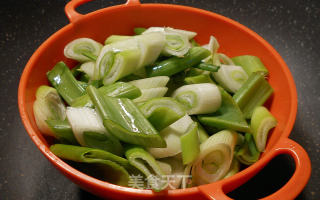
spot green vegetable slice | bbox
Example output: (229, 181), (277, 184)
(47, 62), (86, 105)
(46, 120), (78, 145)
(232, 55), (268, 76)
(71, 82), (141, 107)
(139, 97), (186, 131)
(198, 87), (250, 132)
(125, 146), (168, 191)
(87, 86), (165, 148)
(146, 47), (211, 77)
(233, 72), (273, 119)
(50, 144), (130, 186)
(180, 122), (200, 165)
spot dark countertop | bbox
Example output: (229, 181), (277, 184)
(0, 0), (319, 199)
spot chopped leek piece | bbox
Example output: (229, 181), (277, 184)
(180, 122), (200, 165)
(198, 87), (250, 133)
(172, 83), (221, 115)
(233, 72), (273, 118)
(64, 38), (102, 62)
(47, 62), (86, 105)
(134, 27), (146, 35)
(162, 32), (191, 57)
(66, 107), (105, 146)
(33, 85), (66, 136)
(232, 55), (268, 76)
(192, 130), (237, 185)
(125, 146), (168, 191)
(143, 27), (197, 39)
(50, 144), (130, 186)
(251, 106), (277, 152)
(78, 61), (95, 80)
(139, 97), (186, 131)
(161, 114), (194, 136)
(212, 64), (248, 93)
(104, 35), (132, 45)
(129, 76), (170, 89)
(71, 82), (141, 107)
(87, 86), (165, 148)
(236, 133), (260, 165)
(148, 130), (181, 158)
(82, 131), (123, 156)
(102, 50), (142, 85)
(223, 158), (240, 179)
(46, 120), (78, 145)
(147, 47), (211, 77)
(133, 87), (168, 103)
(184, 74), (214, 84)
(95, 32), (166, 84)
(147, 115), (193, 158)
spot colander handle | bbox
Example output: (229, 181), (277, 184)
(65, 0), (141, 23)
(199, 138), (311, 200)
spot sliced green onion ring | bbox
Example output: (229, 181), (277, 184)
(172, 83), (222, 115)
(64, 38), (102, 62)
(251, 106), (277, 152)
(191, 130), (237, 185)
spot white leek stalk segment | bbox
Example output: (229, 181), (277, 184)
(148, 115), (193, 158)
(172, 83), (222, 115)
(129, 76), (170, 89)
(103, 50), (141, 85)
(133, 87), (168, 103)
(33, 86), (66, 136)
(66, 107), (106, 146)
(64, 38), (103, 62)
(160, 114), (193, 136)
(143, 27), (197, 40)
(143, 27), (192, 57)
(251, 106), (277, 152)
(213, 64), (248, 93)
(192, 130), (237, 185)
(79, 61), (95, 80)
(95, 33), (165, 83)
(163, 32), (191, 57)
(148, 130), (181, 158)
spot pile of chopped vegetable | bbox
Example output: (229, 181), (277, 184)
(33, 27), (277, 191)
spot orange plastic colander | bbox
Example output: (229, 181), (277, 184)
(18, 0), (311, 199)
